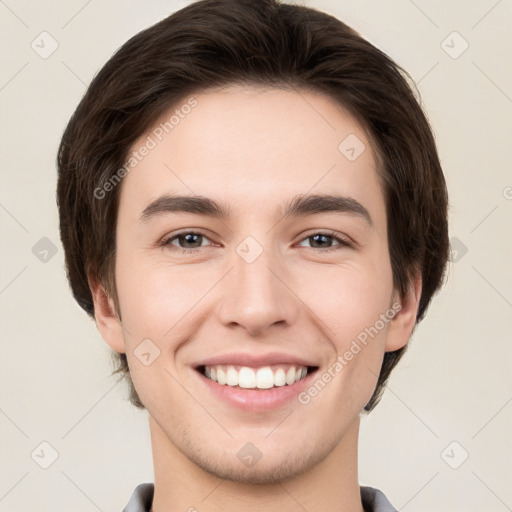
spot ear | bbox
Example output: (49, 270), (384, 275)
(384, 271), (422, 352)
(89, 274), (126, 354)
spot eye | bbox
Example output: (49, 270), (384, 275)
(161, 230), (352, 255)
(297, 232), (352, 252)
(161, 231), (215, 254)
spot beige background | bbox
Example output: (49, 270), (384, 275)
(1, 0), (511, 511)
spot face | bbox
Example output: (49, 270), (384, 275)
(95, 85), (417, 484)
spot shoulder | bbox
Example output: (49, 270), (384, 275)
(122, 483), (154, 512)
(360, 485), (398, 512)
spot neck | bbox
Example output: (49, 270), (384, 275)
(149, 415), (365, 512)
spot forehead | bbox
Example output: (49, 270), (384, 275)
(118, 85), (385, 225)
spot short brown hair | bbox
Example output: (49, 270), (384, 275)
(57, 0), (449, 412)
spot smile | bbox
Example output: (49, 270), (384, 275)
(199, 364), (313, 389)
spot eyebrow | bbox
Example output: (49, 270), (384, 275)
(140, 193), (373, 226)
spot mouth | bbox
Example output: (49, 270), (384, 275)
(196, 364), (319, 390)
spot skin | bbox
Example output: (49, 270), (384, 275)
(91, 85), (421, 512)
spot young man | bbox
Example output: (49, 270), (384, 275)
(56, 0), (449, 510)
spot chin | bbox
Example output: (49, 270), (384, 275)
(195, 453), (318, 485)
(179, 435), (333, 486)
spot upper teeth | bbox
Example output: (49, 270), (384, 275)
(204, 365), (308, 389)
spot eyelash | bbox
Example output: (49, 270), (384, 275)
(160, 230), (353, 255)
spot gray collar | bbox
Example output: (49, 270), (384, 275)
(122, 483), (398, 512)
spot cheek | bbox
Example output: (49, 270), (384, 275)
(116, 260), (199, 409)
(300, 259), (394, 342)
(299, 274), (393, 416)
(115, 251), (205, 336)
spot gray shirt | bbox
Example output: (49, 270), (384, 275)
(122, 483), (398, 512)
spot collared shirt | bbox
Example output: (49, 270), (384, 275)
(122, 483), (398, 512)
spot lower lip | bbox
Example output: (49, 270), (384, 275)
(196, 369), (315, 411)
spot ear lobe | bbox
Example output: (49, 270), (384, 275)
(89, 274), (126, 354)
(384, 272), (422, 352)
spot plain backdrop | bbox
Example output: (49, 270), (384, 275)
(0, 1), (511, 511)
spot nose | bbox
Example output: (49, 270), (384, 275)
(216, 242), (299, 336)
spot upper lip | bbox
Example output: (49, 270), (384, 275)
(192, 352), (318, 368)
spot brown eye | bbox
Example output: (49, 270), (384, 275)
(162, 231), (213, 254)
(298, 232), (352, 251)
